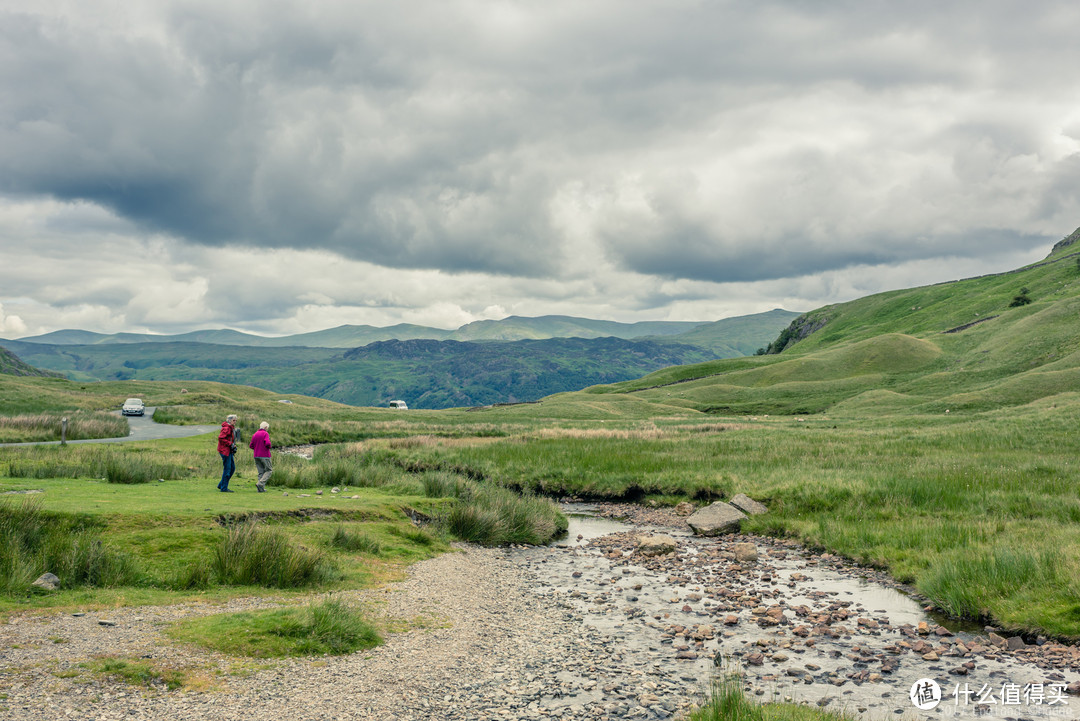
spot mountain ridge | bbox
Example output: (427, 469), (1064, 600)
(10, 311), (795, 349)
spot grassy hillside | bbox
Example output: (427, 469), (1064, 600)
(585, 234), (1080, 417)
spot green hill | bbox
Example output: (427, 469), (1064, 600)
(587, 228), (1080, 417)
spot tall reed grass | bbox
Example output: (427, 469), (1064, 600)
(0, 499), (142, 593)
(0, 411), (128, 443)
(5, 445), (191, 483)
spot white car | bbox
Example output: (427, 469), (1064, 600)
(122, 398), (145, 416)
(388, 400), (408, 409)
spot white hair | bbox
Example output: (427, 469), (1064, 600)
(226, 414), (237, 423)
(259, 421), (270, 430)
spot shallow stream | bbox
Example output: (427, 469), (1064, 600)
(512, 505), (1079, 720)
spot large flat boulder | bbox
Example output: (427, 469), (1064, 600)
(687, 502), (746, 536)
(729, 493), (768, 515)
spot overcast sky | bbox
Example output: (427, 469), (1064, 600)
(2, 0), (1079, 338)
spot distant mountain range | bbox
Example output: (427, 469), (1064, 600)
(0, 310), (799, 409)
(11, 311), (798, 354)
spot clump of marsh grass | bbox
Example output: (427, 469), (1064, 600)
(686, 669), (855, 721)
(289, 598), (382, 655)
(426, 474), (566, 546)
(0, 499), (142, 592)
(103, 456), (187, 484)
(920, 547), (1072, 622)
(214, 522), (338, 589)
(329, 525), (383, 555)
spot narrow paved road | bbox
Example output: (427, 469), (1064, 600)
(0, 408), (218, 447)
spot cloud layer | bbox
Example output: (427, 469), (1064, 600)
(1, 1), (1077, 335)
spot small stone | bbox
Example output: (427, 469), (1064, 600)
(98, 620), (117, 627)
(31, 573), (60, 591)
(733, 543), (758, 563)
(637, 534), (677, 557)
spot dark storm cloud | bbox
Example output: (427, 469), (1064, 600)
(2, 0), (1080, 292)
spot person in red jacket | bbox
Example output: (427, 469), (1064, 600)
(249, 421), (272, 493)
(217, 414), (238, 492)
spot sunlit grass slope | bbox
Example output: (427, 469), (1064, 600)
(586, 237), (1080, 416)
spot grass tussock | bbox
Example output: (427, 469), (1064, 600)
(167, 598), (382, 657)
(5, 444), (192, 483)
(0, 499), (142, 593)
(920, 547), (1080, 626)
(214, 523), (339, 589)
(687, 672), (856, 721)
(527, 424), (666, 441)
(423, 475), (566, 546)
(329, 525), (383, 555)
(79, 656), (189, 691)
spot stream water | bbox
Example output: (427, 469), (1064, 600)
(514, 505), (1078, 720)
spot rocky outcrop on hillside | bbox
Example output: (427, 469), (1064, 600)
(763, 313), (831, 354)
(0, 347), (56, 377)
(1050, 225), (1080, 255)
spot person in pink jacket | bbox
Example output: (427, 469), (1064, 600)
(249, 421), (272, 493)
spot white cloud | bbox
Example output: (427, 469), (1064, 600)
(0, 303), (27, 336)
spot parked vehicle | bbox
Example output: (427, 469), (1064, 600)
(121, 398), (145, 416)
(388, 400), (408, 409)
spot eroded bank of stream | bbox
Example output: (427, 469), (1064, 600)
(510, 503), (1080, 720)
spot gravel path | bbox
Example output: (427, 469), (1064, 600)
(0, 544), (689, 721)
